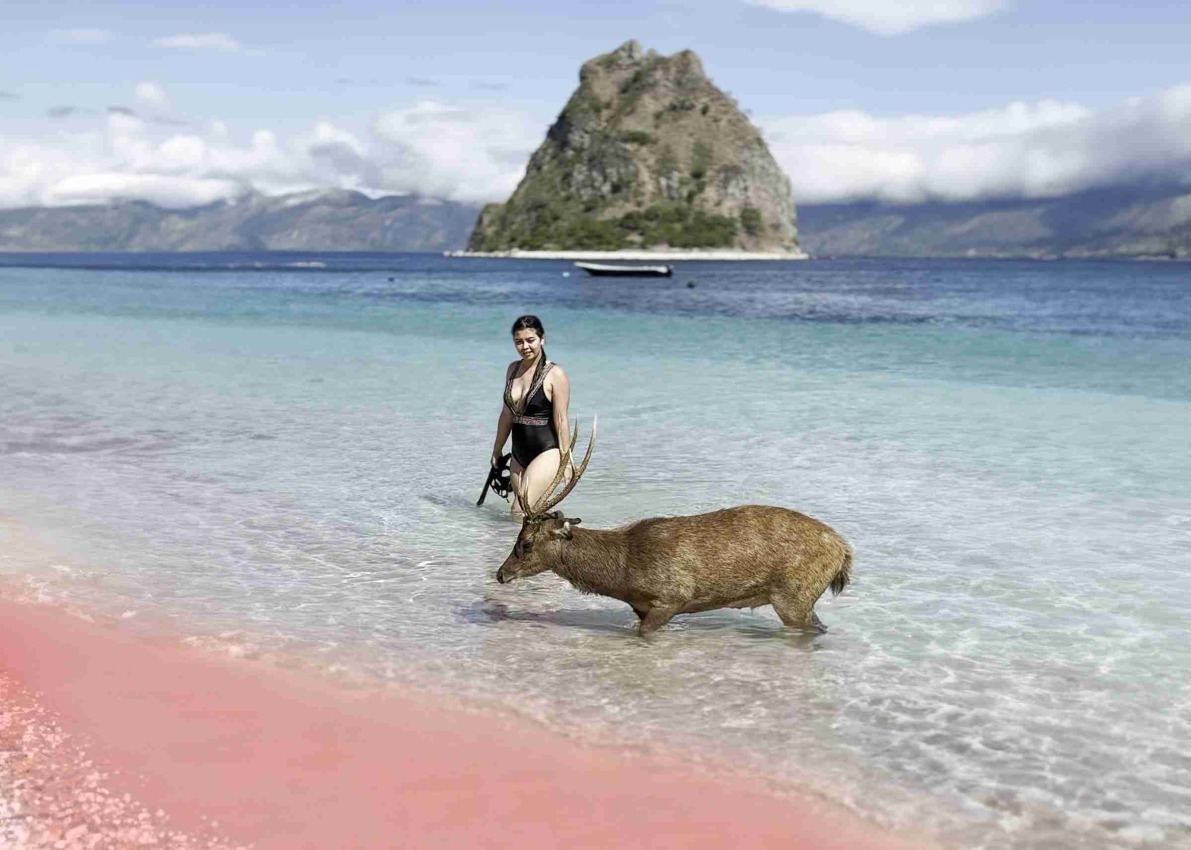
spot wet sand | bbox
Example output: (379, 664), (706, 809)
(0, 598), (914, 849)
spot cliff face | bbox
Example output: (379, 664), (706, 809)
(468, 41), (800, 253)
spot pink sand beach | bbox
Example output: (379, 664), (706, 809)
(0, 597), (920, 849)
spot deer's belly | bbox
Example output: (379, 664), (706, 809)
(680, 594), (771, 614)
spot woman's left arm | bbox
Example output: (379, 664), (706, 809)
(550, 367), (574, 472)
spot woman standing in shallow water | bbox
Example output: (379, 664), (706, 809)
(491, 315), (572, 515)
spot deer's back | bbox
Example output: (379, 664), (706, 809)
(622, 505), (847, 592)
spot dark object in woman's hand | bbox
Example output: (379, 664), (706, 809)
(477, 453), (512, 505)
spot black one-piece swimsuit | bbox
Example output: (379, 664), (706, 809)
(505, 362), (558, 469)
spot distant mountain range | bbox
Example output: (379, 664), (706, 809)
(0, 190), (481, 254)
(797, 186), (1191, 259)
(2, 185), (1189, 258)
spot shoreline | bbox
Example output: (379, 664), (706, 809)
(0, 594), (918, 850)
(445, 248), (810, 261)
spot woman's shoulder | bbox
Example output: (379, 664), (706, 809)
(504, 360), (520, 378)
(546, 362), (567, 383)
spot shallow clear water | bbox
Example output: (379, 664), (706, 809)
(2, 254), (1190, 848)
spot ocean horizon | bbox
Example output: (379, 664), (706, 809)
(2, 252), (1189, 848)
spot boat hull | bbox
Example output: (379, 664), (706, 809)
(574, 262), (673, 278)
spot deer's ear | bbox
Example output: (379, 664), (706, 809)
(551, 521), (573, 540)
(551, 510), (565, 520)
(570, 517), (582, 525)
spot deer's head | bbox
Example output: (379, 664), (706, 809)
(495, 418), (595, 585)
(495, 510), (584, 583)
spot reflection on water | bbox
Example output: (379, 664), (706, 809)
(2, 258), (1191, 848)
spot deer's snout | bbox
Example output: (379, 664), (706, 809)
(495, 557), (517, 584)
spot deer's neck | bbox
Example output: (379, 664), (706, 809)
(553, 528), (628, 601)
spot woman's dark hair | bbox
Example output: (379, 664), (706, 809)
(510, 315), (545, 337)
(510, 315), (549, 383)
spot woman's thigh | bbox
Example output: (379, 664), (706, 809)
(510, 448), (561, 513)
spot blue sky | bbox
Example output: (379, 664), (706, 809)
(3, 0), (1191, 207)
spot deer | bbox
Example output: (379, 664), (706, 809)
(495, 418), (853, 636)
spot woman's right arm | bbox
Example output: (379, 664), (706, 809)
(491, 363), (514, 466)
(492, 405), (511, 467)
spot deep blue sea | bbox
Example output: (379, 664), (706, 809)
(2, 253), (1189, 848)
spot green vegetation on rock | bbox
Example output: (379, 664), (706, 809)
(740, 206), (763, 237)
(622, 204), (739, 248)
(621, 130), (654, 145)
(476, 198), (740, 251)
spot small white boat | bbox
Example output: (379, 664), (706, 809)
(574, 261), (673, 278)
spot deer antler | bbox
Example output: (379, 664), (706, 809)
(514, 474), (533, 517)
(534, 416), (597, 516)
(525, 419), (577, 517)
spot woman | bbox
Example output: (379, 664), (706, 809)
(491, 315), (572, 515)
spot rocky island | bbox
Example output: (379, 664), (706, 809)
(463, 41), (806, 259)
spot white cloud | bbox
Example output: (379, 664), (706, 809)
(370, 101), (540, 203)
(48, 29), (114, 44)
(50, 173), (240, 208)
(0, 100), (538, 209)
(761, 86), (1191, 203)
(744, 0), (1006, 35)
(8, 84), (1190, 212)
(153, 33), (242, 51)
(135, 82), (170, 110)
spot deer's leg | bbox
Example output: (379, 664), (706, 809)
(638, 604), (677, 636)
(771, 592), (826, 633)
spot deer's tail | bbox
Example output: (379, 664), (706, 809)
(830, 547), (852, 596)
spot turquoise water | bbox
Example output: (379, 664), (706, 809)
(2, 255), (1190, 848)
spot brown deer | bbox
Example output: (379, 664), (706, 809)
(495, 419), (853, 636)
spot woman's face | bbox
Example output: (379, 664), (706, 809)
(513, 328), (544, 361)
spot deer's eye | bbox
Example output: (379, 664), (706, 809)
(514, 540), (533, 558)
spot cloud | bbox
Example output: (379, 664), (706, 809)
(131, 82), (188, 125)
(761, 85), (1191, 203)
(47, 106), (83, 119)
(48, 28), (114, 44)
(50, 173), (241, 208)
(406, 77), (440, 88)
(135, 82), (170, 110)
(7, 83), (1191, 211)
(0, 100), (538, 209)
(153, 32), (242, 51)
(370, 101), (539, 202)
(0, 90), (18, 101)
(744, 0), (1006, 35)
